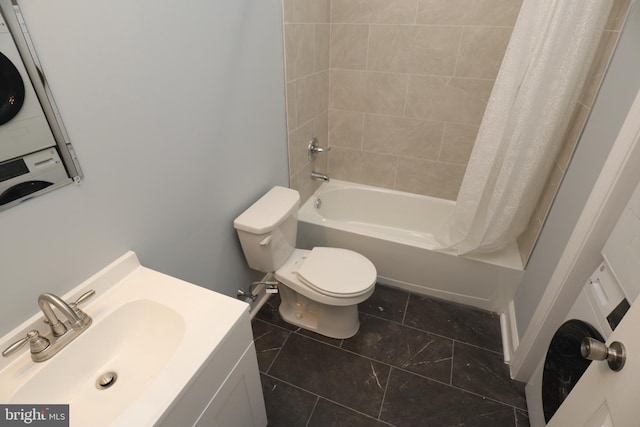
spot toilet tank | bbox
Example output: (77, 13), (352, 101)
(234, 186), (300, 272)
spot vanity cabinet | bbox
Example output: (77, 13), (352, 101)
(157, 311), (267, 427)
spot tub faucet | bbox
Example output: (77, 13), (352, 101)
(311, 171), (330, 182)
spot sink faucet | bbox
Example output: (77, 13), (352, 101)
(2, 290), (95, 362)
(39, 293), (85, 336)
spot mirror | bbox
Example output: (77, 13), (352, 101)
(0, 0), (82, 211)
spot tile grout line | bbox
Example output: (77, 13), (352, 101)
(303, 396), (320, 427)
(360, 310), (504, 356)
(264, 329), (293, 374)
(261, 372), (397, 427)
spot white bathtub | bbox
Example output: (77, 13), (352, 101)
(297, 180), (524, 313)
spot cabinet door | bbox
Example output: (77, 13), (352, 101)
(195, 343), (267, 427)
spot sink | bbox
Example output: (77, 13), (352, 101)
(0, 251), (252, 427)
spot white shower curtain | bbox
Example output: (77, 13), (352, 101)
(434, 0), (613, 255)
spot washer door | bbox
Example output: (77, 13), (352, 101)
(0, 51), (25, 125)
(542, 319), (604, 422)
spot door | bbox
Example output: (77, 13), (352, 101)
(547, 296), (640, 426)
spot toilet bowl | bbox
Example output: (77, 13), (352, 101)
(274, 248), (376, 338)
(234, 186), (376, 339)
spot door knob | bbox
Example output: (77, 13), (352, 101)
(580, 337), (626, 371)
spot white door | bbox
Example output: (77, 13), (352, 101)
(547, 297), (640, 426)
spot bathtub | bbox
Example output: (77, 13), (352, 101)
(297, 180), (524, 313)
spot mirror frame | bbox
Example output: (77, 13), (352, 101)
(0, 0), (82, 193)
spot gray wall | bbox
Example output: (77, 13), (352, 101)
(0, 0), (288, 337)
(514, 2), (640, 338)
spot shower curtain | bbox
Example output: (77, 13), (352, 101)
(434, 0), (613, 255)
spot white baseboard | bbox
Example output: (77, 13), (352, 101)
(500, 300), (520, 365)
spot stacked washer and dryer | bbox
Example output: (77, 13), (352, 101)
(526, 182), (640, 426)
(0, 8), (69, 207)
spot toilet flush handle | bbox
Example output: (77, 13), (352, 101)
(259, 235), (273, 246)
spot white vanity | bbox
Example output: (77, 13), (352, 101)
(0, 252), (267, 427)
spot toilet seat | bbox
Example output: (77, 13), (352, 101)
(296, 247), (376, 298)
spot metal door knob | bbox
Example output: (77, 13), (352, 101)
(580, 337), (626, 371)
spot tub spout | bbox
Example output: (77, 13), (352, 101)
(311, 171), (330, 182)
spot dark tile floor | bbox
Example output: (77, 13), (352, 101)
(252, 284), (529, 427)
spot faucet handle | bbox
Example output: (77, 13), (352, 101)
(69, 290), (95, 323)
(71, 289), (95, 307)
(2, 330), (50, 358)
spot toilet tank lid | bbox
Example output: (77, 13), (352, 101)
(234, 186), (300, 234)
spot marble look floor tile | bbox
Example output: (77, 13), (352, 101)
(404, 294), (503, 352)
(381, 368), (516, 427)
(260, 374), (317, 427)
(251, 319), (291, 373)
(342, 314), (453, 383)
(516, 409), (531, 427)
(308, 399), (393, 427)
(359, 284), (409, 323)
(269, 333), (390, 418)
(451, 342), (527, 409)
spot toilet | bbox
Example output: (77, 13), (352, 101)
(234, 186), (376, 339)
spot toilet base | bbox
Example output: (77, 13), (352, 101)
(278, 285), (361, 339)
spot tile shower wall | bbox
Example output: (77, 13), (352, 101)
(283, 0), (331, 203)
(327, 0), (521, 199)
(283, 0), (630, 264)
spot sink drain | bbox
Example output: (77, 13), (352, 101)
(96, 372), (118, 390)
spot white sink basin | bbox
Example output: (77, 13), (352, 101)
(0, 252), (250, 427)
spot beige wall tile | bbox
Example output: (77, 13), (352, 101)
(605, 0), (632, 31)
(455, 27), (512, 79)
(368, 25), (461, 75)
(291, 161), (323, 204)
(329, 110), (364, 149)
(292, 0), (330, 23)
(331, 0), (419, 24)
(330, 70), (409, 115)
(330, 24), (369, 70)
(314, 111), (329, 149)
(417, 0), (522, 26)
(314, 24), (330, 72)
(328, 148), (397, 188)
(363, 115), (444, 160)
(288, 120), (315, 175)
(440, 123), (479, 164)
(296, 71), (329, 124)
(405, 76), (493, 124)
(580, 30), (620, 108)
(395, 157), (466, 200)
(556, 103), (590, 172)
(282, 0), (294, 23)
(286, 81), (298, 131)
(285, 24), (315, 80)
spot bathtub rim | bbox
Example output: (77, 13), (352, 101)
(298, 180), (524, 272)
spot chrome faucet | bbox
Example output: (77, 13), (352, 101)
(2, 290), (95, 362)
(311, 171), (330, 182)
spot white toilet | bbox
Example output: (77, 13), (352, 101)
(234, 186), (376, 339)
